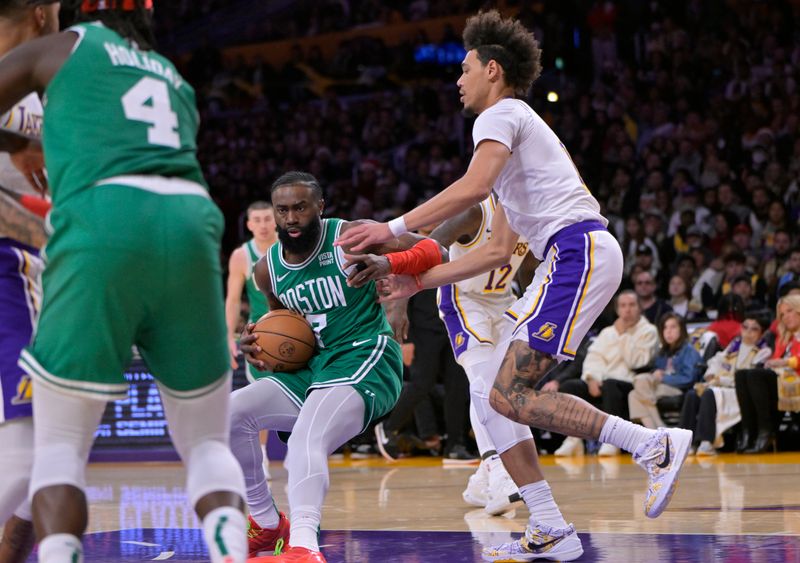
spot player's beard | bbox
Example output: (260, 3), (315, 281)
(277, 218), (322, 255)
(461, 106), (477, 118)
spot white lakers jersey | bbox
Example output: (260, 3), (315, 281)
(450, 195), (529, 297)
(0, 93), (44, 199)
(472, 98), (606, 260)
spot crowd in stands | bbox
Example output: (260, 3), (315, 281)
(154, 0), (800, 455)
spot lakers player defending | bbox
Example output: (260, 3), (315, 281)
(338, 10), (693, 561)
(430, 198), (538, 516)
(233, 171), (447, 563)
(0, 2), (58, 562)
(0, 2), (248, 562)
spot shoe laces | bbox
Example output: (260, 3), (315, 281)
(273, 538), (285, 556)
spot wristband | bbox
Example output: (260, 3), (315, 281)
(388, 216), (408, 237)
(386, 238), (443, 275)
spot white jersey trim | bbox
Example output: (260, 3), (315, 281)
(95, 175), (209, 198)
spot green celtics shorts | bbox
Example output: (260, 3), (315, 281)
(257, 334), (402, 431)
(18, 180), (230, 400)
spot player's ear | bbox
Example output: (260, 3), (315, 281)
(34, 5), (47, 30)
(318, 199), (325, 215)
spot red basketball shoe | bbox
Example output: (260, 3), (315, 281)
(247, 512), (290, 557)
(247, 546), (327, 562)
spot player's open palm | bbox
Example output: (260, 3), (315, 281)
(239, 322), (267, 371)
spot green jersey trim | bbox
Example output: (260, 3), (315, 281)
(19, 350), (129, 399)
(276, 219), (329, 270)
(308, 335), (389, 387)
(263, 376), (304, 408)
(96, 175), (209, 198)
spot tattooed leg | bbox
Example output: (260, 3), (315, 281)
(490, 340), (607, 439)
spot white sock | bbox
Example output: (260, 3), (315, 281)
(485, 454), (503, 473)
(202, 507), (247, 563)
(290, 506), (321, 552)
(38, 534), (83, 563)
(250, 496), (280, 529)
(520, 481), (568, 529)
(599, 415), (656, 453)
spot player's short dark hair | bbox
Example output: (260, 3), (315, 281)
(270, 171), (324, 200)
(73, 0), (155, 50)
(0, 0), (57, 17)
(462, 10), (542, 96)
(246, 200), (272, 218)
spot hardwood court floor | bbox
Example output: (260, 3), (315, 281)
(30, 453), (800, 561)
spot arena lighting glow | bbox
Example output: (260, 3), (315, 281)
(547, 91), (559, 103)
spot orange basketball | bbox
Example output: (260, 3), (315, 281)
(251, 310), (316, 372)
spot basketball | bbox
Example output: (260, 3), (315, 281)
(251, 309), (316, 372)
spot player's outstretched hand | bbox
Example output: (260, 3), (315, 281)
(344, 253), (391, 287)
(376, 274), (421, 303)
(334, 221), (393, 252)
(239, 322), (268, 371)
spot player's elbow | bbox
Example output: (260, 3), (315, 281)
(485, 246), (511, 270)
(460, 175), (493, 203)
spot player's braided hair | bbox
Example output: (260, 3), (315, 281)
(271, 171), (324, 200)
(462, 10), (542, 97)
(72, 0), (155, 50)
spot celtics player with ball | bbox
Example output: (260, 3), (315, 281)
(233, 171), (448, 563)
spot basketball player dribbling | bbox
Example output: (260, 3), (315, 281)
(0, 2), (250, 561)
(233, 171), (450, 562)
(338, 10), (693, 561)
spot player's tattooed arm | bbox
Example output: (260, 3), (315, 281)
(0, 189), (46, 248)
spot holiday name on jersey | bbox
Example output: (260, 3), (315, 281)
(278, 275), (348, 314)
(103, 42), (184, 89)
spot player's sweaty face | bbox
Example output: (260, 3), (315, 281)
(272, 185), (324, 254)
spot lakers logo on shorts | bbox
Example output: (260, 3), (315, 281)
(532, 322), (558, 342)
(11, 375), (33, 405)
(455, 333), (465, 347)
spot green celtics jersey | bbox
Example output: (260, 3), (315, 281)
(265, 219), (393, 349)
(42, 22), (206, 205)
(244, 240), (269, 322)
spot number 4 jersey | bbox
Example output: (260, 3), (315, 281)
(42, 22), (206, 205)
(437, 195), (529, 365)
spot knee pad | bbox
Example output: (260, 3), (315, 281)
(186, 440), (245, 508)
